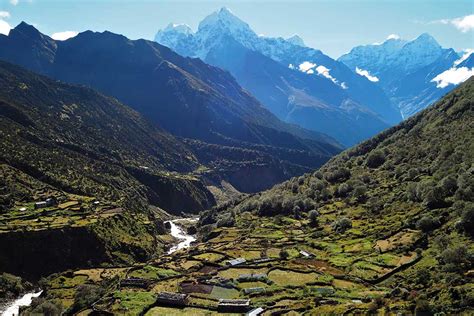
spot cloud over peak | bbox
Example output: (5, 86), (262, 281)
(435, 14), (474, 33)
(355, 67), (379, 82)
(386, 34), (400, 40)
(51, 31), (78, 41)
(431, 67), (474, 88)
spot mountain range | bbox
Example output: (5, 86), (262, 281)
(0, 22), (342, 195)
(156, 8), (473, 143)
(155, 8), (401, 146)
(339, 34), (472, 117)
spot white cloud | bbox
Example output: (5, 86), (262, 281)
(315, 65), (337, 83)
(0, 19), (11, 35)
(10, 0), (19, 5)
(355, 67), (379, 82)
(298, 61), (316, 73)
(431, 67), (474, 88)
(386, 34), (400, 40)
(288, 63), (295, 70)
(51, 31), (78, 41)
(0, 11), (10, 18)
(297, 61), (346, 88)
(454, 48), (474, 66)
(437, 14), (474, 33)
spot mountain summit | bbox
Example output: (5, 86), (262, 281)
(339, 33), (462, 117)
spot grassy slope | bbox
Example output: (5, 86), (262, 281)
(24, 79), (473, 315)
(0, 60), (214, 214)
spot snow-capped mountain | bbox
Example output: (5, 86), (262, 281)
(155, 7), (401, 146)
(339, 33), (449, 83)
(338, 34), (468, 117)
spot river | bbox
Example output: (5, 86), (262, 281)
(1, 291), (42, 316)
(165, 218), (198, 254)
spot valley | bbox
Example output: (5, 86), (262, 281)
(0, 2), (472, 315)
(8, 77), (473, 315)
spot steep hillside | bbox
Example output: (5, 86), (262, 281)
(0, 22), (342, 193)
(194, 78), (473, 313)
(24, 71), (473, 316)
(0, 60), (213, 214)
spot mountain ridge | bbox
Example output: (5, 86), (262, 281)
(0, 22), (342, 193)
(155, 7), (401, 146)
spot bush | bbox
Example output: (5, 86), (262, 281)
(458, 206), (474, 236)
(27, 298), (62, 316)
(440, 175), (458, 196)
(352, 185), (367, 202)
(216, 213), (235, 228)
(71, 284), (104, 312)
(335, 183), (352, 197)
(324, 167), (351, 183)
(308, 210), (320, 227)
(416, 215), (440, 233)
(279, 249), (289, 260)
(440, 245), (471, 272)
(366, 150), (385, 168)
(332, 217), (352, 233)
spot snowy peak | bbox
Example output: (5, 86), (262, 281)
(339, 33), (446, 79)
(162, 23), (193, 35)
(412, 33), (440, 46)
(286, 35), (305, 47)
(198, 7), (255, 36)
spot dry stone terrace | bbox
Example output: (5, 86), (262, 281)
(0, 193), (122, 233)
(35, 210), (426, 314)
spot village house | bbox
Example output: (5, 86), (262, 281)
(119, 278), (150, 289)
(156, 292), (188, 306)
(227, 257), (246, 266)
(243, 287), (265, 295)
(34, 197), (57, 209)
(238, 273), (267, 282)
(246, 307), (264, 316)
(299, 250), (313, 258)
(218, 299), (251, 313)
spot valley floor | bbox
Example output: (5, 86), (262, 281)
(20, 209), (473, 315)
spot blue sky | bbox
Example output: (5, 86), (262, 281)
(0, 0), (472, 58)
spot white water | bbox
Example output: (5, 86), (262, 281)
(166, 218), (198, 254)
(1, 290), (42, 316)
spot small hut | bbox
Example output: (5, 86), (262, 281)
(119, 278), (149, 289)
(227, 258), (246, 266)
(218, 299), (250, 312)
(156, 292), (188, 306)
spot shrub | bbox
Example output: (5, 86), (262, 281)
(422, 186), (446, 209)
(27, 298), (62, 316)
(216, 213), (235, 228)
(440, 175), (458, 196)
(406, 182), (421, 202)
(71, 284), (104, 312)
(416, 215), (440, 233)
(308, 210), (320, 227)
(279, 249), (289, 260)
(335, 183), (352, 197)
(458, 206), (474, 236)
(352, 185), (367, 202)
(324, 167), (351, 183)
(440, 245), (471, 271)
(366, 150), (385, 168)
(332, 217), (352, 233)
